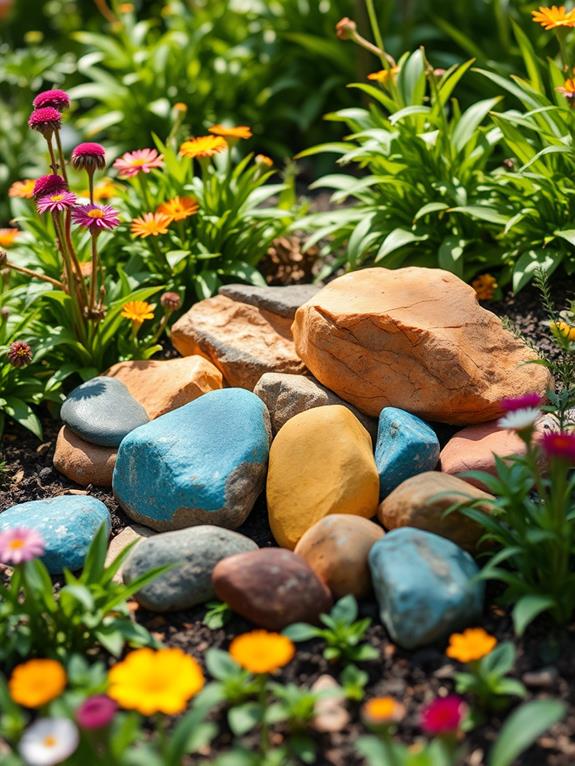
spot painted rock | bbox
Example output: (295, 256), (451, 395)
(61, 376), (149, 447)
(53, 426), (116, 487)
(0, 496), (111, 574)
(254, 372), (377, 440)
(113, 388), (271, 531)
(292, 267), (551, 423)
(123, 526), (258, 612)
(375, 407), (440, 498)
(212, 548), (332, 630)
(105, 356), (223, 419)
(267, 406), (379, 549)
(294, 515), (384, 598)
(368, 528), (483, 649)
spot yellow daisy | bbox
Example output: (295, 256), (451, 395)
(179, 135), (228, 159)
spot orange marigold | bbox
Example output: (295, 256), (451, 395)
(209, 124), (253, 140)
(121, 300), (155, 325)
(130, 212), (171, 238)
(157, 196), (199, 222)
(471, 273), (498, 301)
(229, 631), (295, 674)
(179, 135), (227, 159)
(0, 228), (20, 248)
(9, 659), (67, 708)
(362, 696), (405, 726)
(532, 5), (575, 29)
(446, 628), (497, 664)
(9, 179), (35, 199)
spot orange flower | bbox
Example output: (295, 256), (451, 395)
(9, 179), (35, 199)
(532, 5), (575, 29)
(130, 212), (171, 238)
(121, 300), (155, 325)
(157, 196), (199, 222)
(9, 659), (67, 708)
(471, 273), (498, 300)
(368, 67), (399, 85)
(209, 124), (253, 140)
(0, 228), (20, 248)
(557, 77), (575, 99)
(446, 628), (497, 664)
(362, 696), (405, 726)
(179, 135), (227, 159)
(551, 320), (575, 342)
(255, 154), (273, 168)
(230, 631), (295, 674)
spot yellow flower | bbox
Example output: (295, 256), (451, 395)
(255, 154), (273, 168)
(0, 228), (20, 248)
(9, 659), (67, 708)
(532, 5), (575, 29)
(362, 696), (405, 725)
(179, 135), (228, 159)
(79, 178), (118, 202)
(551, 320), (575, 341)
(368, 67), (399, 85)
(471, 273), (498, 301)
(446, 628), (497, 663)
(229, 631), (295, 674)
(157, 196), (199, 223)
(130, 212), (171, 238)
(174, 102), (188, 112)
(9, 179), (35, 199)
(209, 124), (252, 140)
(121, 300), (155, 325)
(557, 77), (575, 98)
(107, 648), (204, 715)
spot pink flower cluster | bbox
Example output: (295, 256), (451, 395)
(0, 528), (44, 565)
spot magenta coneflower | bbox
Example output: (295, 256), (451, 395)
(71, 143), (106, 172)
(33, 89), (70, 111)
(500, 393), (543, 412)
(37, 191), (77, 215)
(0, 528), (45, 565)
(75, 696), (117, 730)
(72, 203), (120, 232)
(420, 696), (466, 736)
(541, 432), (575, 463)
(7, 341), (32, 368)
(113, 148), (164, 178)
(33, 174), (67, 199)
(28, 107), (62, 135)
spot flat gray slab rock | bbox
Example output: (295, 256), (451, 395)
(218, 283), (320, 319)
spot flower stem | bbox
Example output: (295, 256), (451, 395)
(2, 260), (64, 289)
(54, 129), (68, 186)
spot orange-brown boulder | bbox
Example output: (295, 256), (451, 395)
(292, 267), (551, 424)
(105, 356), (222, 419)
(171, 294), (306, 389)
(53, 426), (116, 487)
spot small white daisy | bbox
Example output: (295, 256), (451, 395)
(19, 718), (79, 766)
(498, 407), (540, 432)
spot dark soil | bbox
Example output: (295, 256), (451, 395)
(1, 283), (574, 765)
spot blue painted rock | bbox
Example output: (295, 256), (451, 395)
(113, 388), (271, 531)
(0, 496), (111, 574)
(123, 526), (258, 612)
(61, 376), (149, 447)
(375, 407), (439, 499)
(368, 527), (483, 649)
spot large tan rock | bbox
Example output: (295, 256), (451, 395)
(377, 471), (493, 551)
(106, 356), (222, 419)
(53, 426), (116, 487)
(292, 267), (551, 424)
(267, 406), (380, 550)
(171, 294), (305, 389)
(294, 514), (384, 598)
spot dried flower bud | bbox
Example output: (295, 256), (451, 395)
(33, 89), (70, 111)
(336, 17), (357, 40)
(8, 340), (32, 368)
(71, 143), (106, 173)
(160, 291), (182, 311)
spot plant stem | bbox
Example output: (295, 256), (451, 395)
(89, 233), (99, 314)
(259, 676), (269, 756)
(2, 261), (64, 289)
(365, 0), (386, 60)
(54, 129), (68, 185)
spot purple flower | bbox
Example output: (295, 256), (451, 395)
(421, 695), (466, 735)
(7, 341), (32, 368)
(72, 203), (120, 231)
(33, 89), (70, 111)
(541, 432), (575, 463)
(37, 191), (77, 215)
(0, 528), (45, 565)
(76, 696), (117, 730)
(500, 393), (543, 413)
(33, 174), (67, 199)
(71, 143), (106, 172)
(28, 107), (62, 134)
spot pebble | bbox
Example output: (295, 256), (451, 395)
(311, 675), (350, 733)
(53, 426), (116, 487)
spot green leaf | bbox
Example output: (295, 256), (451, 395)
(438, 236), (468, 277)
(512, 249), (562, 292)
(3, 396), (42, 439)
(283, 623), (320, 642)
(452, 97), (501, 153)
(512, 594), (556, 636)
(205, 648), (241, 680)
(329, 595), (358, 625)
(449, 206), (509, 225)
(375, 228), (427, 262)
(489, 700), (566, 766)
(228, 702), (261, 736)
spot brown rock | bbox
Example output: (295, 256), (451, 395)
(171, 294), (306, 389)
(212, 548), (332, 630)
(292, 267), (551, 424)
(311, 675), (350, 733)
(377, 471), (493, 550)
(53, 426), (116, 487)
(294, 515), (383, 598)
(106, 356), (222, 419)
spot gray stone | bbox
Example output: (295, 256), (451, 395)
(218, 283), (320, 319)
(254, 372), (378, 439)
(122, 526), (258, 612)
(61, 376), (149, 448)
(105, 524), (156, 583)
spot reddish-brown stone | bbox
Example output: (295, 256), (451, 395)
(53, 426), (116, 487)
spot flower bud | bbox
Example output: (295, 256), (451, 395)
(8, 341), (32, 368)
(160, 291), (182, 312)
(336, 17), (357, 40)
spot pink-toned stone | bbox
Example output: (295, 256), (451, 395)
(53, 426), (116, 487)
(171, 294), (306, 389)
(105, 356), (222, 419)
(312, 675), (350, 733)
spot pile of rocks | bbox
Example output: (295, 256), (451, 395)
(2, 267), (551, 649)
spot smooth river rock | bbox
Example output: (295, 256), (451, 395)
(53, 426), (117, 487)
(61, 376), (149, 447)
(218, 283), (320, 319)
(212, 548), (332, 630)
(123, 526), (258, 612)
(0, 496), (111, 574)
(292, 267), (551, 424)
(369, 528), (484, 649)
(294, 515), (384, 598)
(113, 388), (271, 531)
(267, 406), (380, 549)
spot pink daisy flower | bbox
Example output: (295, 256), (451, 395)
(0, 528), (45, 565)
(28, 107), (62, 134)
(72, 203), (120, 231)
(76, 696), (117, 730)
(420, 696), (466, 736)
(113, 148), (164, 178)
(71, 143), (106, 172)
(541, 432), (575, 463)
(500, 393), (543, 412)
(33, 174), (67, 199)
(33, 89), (70, 111)
(37, 191), (77, 215)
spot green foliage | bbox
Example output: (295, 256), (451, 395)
(453, 642), (526, 712)
(203, 600), (232, 630)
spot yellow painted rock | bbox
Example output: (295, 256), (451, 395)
(267, 406), (379, 549)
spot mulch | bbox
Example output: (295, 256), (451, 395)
(1, 281), (574, 764)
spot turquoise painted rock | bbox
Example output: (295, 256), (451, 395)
(368, 527), (483, 649)
(61, 376), (149, 447)
(0, 496), (111, 574)
(375, 407), (439, 499)
(113, 388), (271, 531)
